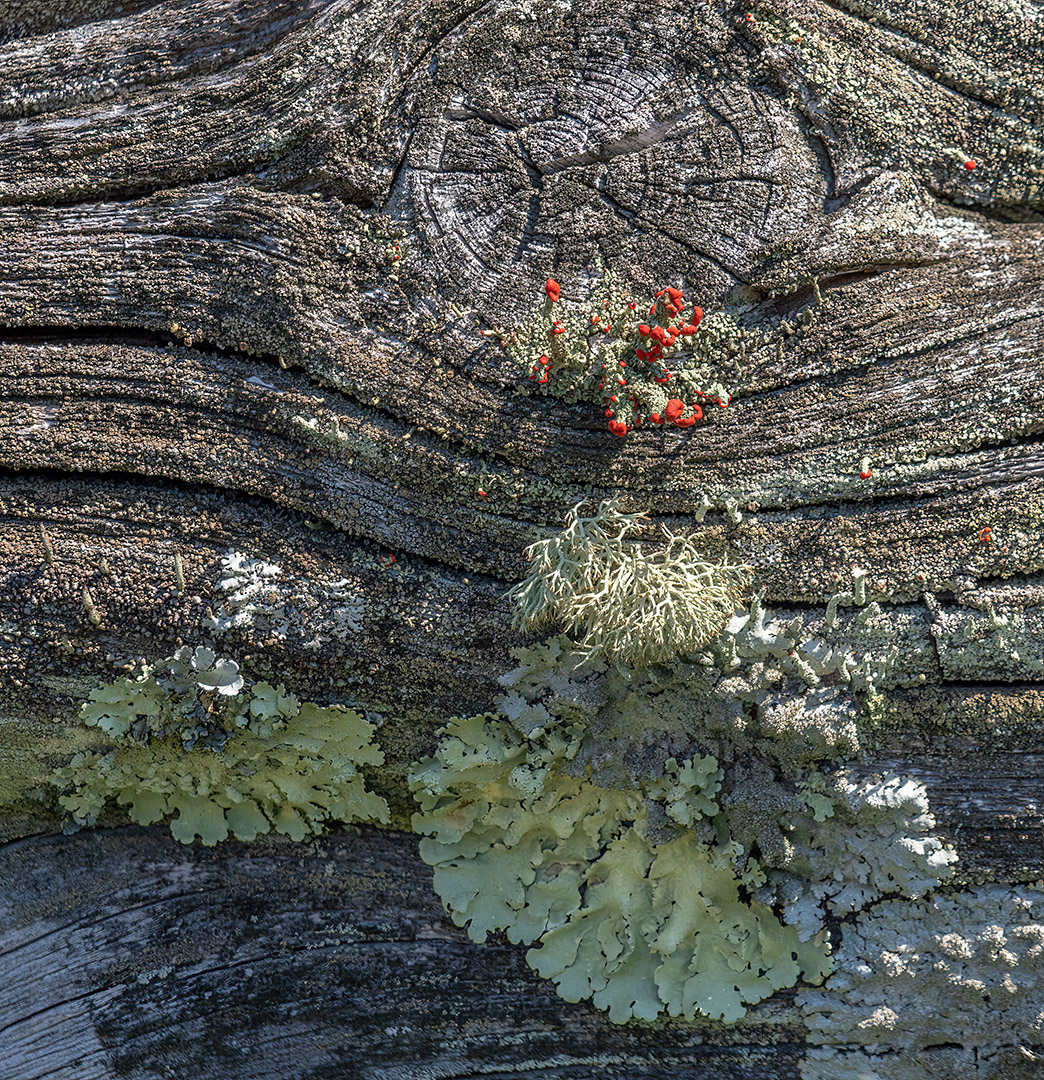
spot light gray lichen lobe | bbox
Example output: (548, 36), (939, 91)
(205, 550), (365, 648)
(800, 884), (1044, 1077)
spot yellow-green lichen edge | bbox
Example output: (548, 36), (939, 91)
(50, 647), (389, 845)
(410, 709), (832, 1024)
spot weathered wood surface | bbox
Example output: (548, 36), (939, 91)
(1, 826), (816, 1080)
(0, 0), (1042, 1075)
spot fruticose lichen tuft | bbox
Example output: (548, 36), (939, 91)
(506, 498), (751, 667)
(52, 649), (389, 845)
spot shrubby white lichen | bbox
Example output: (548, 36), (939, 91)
(755, 772), (958, 940)
(52, 650), (389, 845)
(506, 498), (751, 667)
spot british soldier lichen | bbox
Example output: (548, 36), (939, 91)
(489, 270), (735, 437)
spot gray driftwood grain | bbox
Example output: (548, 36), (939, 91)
(0, 0), (1042, 1075)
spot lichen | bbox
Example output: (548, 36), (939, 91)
(754, 771), (957, 939)
(749, 1), (1044, 215)
(413, 570), (958, 1024)
(79, 645), (246, 749)
(928, 599), (1044, 681)
(204, 550), (365, 649)
(51, 650), (389, 845)
(495, 583), (901, 787)
(799, 885), (1044, 1077)
(410, 711), (832, 1023)
(506, 498), (751, 667)
(489, 270), (739, 436)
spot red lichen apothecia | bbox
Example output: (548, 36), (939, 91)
(495, 276), (730, 438)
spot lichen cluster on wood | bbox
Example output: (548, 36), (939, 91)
(0, 0), (1042, 1072)
(506, 497), (751, 666)
(50, 648), (389, 845)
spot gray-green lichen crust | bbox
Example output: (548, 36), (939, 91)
(50, 648), (389, 845)
(799, 885), (1044, 1078)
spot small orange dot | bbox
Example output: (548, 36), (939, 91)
(964, 160), (977, 170)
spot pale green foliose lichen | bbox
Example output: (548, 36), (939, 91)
(494, 581), (897, 787)
(412, 573), (958, 1024)
(506, 498), (751, 667)
(79, 645), (247, 749)
(410, 711), (832, 1023)
(52, 650), (389, 845)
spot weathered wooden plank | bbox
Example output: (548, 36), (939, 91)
(2, 197), (1041, 497)
(753, 0), (1044, 213)
(0, 827), (809, 1080)
(2, 318), (1043, 583)
(0, 0), (1042, 1072)
(0, 0), (329, 123)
